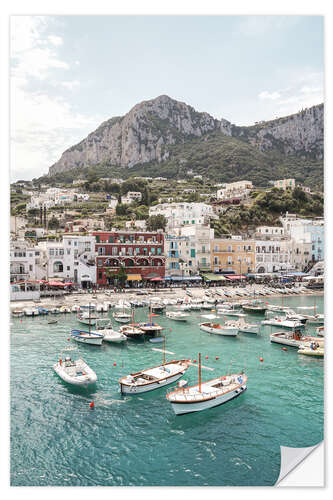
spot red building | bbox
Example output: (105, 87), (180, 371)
(92, 231), (165, 286)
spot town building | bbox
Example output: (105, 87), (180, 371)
(211, 237), (255, 274)
(280, 215), (324, 262)
(10, 240), (42, 282)
(125, 220), (147, 230)
(121, 191), (142, 205)
(273, 178), (295, 190)
(216, 180), (253, 202)
(165, 224), (214, 275)
(38, 235), (96, 287)
(255, 238), (293, 273)
(149, 202), (216, 229)
(255, 226), (285, 238)
(93, 231), (165, 286)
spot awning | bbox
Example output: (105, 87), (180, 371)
(202, 274), (227, 281)
(225, 275), (247, 280)
(164, 276), (202, 281)
(150, 277), (163, 281)
(127, 274), (142, 281)
(48, 281), (66, 287)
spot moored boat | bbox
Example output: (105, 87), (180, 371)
(77, 311), (98, 326)
(166, 353), (247, 415)
(166, 311), (190, 321)
(262, 317), (304, 329)
(119, 359), (190, 394)
(93, 318), (127, 343)
(298, 342), (324, 357)
(12, 309), (24, 317)
(199, 322), (238, 336)
(270, 329), (324, 348)
(53, 346), (97, 386)
(242, 300), (267, 314)
(70, 329), (104, 345)
(119, 324), (145, 339)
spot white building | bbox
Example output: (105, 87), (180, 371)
(10, 241), (40, 282)
(125, 220), (147, 230)
(255, 226), (285, 238)
(149, 202), (216, 229)
(280, 215), (324, 262)
(255, 238), (293, 273)
(217, 180), (253, 201)
(108, 196), (119, 210)
(121, 191), (142, 205)
(38, 235), (97, 287)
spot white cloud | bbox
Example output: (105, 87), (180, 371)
(10, 16), (103, 181)
(60, 80), (81, 90)
(259, 90), (281, 100)
(48, 35), (63, 46)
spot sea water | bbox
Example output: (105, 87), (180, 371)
(10, 294), (324, 486)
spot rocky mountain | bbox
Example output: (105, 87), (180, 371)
(48, 95), (323, 176)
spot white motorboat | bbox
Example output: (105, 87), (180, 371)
(180, 303), (192, 311)
(270, 330), (324, 348)
(53, 347), (97, 386)
(201, 302), (215, 310)
(71, 305), (80, 313)
(112, 311), (131, 323)
(217, 308), (246, 318)
(316, 326), (324, 337)
(119, 359), (190, 394)
(199, 322), (238, 336)
(166, 354), (247, 415)
(93, 318), (127, 343)
(166, 311), (190, 321)
(70, 329), (104, 345)
(262, 317), (304, 329)
(50, 307), (61, 315)
(59, 306), (71, 314)
(242, 300), (267, 314)
(236, 318), (260, 334)
(303, 314), (324, 325)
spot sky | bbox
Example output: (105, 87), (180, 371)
(10, 15), (324, 181)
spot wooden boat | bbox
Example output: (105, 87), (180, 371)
(242, 300), (267, 314)
(47, 319), (58, 324)
(112, 311), (131, 323)
(53, 347), (97, 386)
(12, 309), (24, 317)
(77, 312), (98, 326)
(166, 353), (247, 415)
(138, 322), (164, 335)
(199, 322), (238, 336)
(70, 329), (104, 345)
(119, 324), (145, 339)
(166, 311), (189, 322)
(217, 308), (246, 318)
(298, 342), (324, 357)
(270, 330), (324, 348)
(151, 303), (166, 314)
(119, 359), (190, 394)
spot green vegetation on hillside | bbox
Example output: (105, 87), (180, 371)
(212, 187), (324, 236)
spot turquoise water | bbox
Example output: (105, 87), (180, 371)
(10, 295), (324, 486)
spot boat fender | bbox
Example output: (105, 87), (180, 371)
(259, 357), (264, 362)
(89, 401), (94, 408)
(113, 362), (117, 366)
(59, 359), (62, 366)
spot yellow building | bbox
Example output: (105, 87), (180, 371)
(273, 178), (295, 190)
(211, 238), (255, 274)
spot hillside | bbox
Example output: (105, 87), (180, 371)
(46, 95), (324, 190)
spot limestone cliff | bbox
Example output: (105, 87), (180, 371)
(48, 96), (323, 176)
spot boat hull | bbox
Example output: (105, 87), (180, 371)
(120, 371), (185, 394)
(169, 385), (247, 415)
(53, 364), (97, 386)
(200, 324), (238, 336)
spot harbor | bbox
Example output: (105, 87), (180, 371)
(10, 291), (324, 486)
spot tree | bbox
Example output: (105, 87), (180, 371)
(116, 266), (127, 287)
(146, 214), (167, 231)
(48, 216), (59, 229)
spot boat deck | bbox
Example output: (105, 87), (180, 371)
(168, 375), (245, 402)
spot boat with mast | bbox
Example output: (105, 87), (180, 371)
(112, 302), (132, 323)
(71, 304), (104, 345)
(166, 353), (248, 415)
(270, 329), (324, 348)
(119, 337), (190, 394)
(242, 300), (267, 314)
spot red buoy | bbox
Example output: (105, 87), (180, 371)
(67, 338), (70, 341)
(215, 356), (219, 360)
(205, 355), (208, 360)
(89, 401), (94, 408)
(282, 347), (288, 351)
(259, 357), (264, 362)
(193, 359), (197, 363)
(113, 362), (117, 366)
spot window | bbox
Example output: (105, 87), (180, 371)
(98, 272), (103, 280)
(67, 266), (70, 271)
(59, 249), (64, 255)
(190, 249), (196, 258)
(29, 265), (33, 271)
(227, 245), (232, 252)
(67, 249), (71, 255)
(49, 249), (54, 256)
(53, 261), (63, 273)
